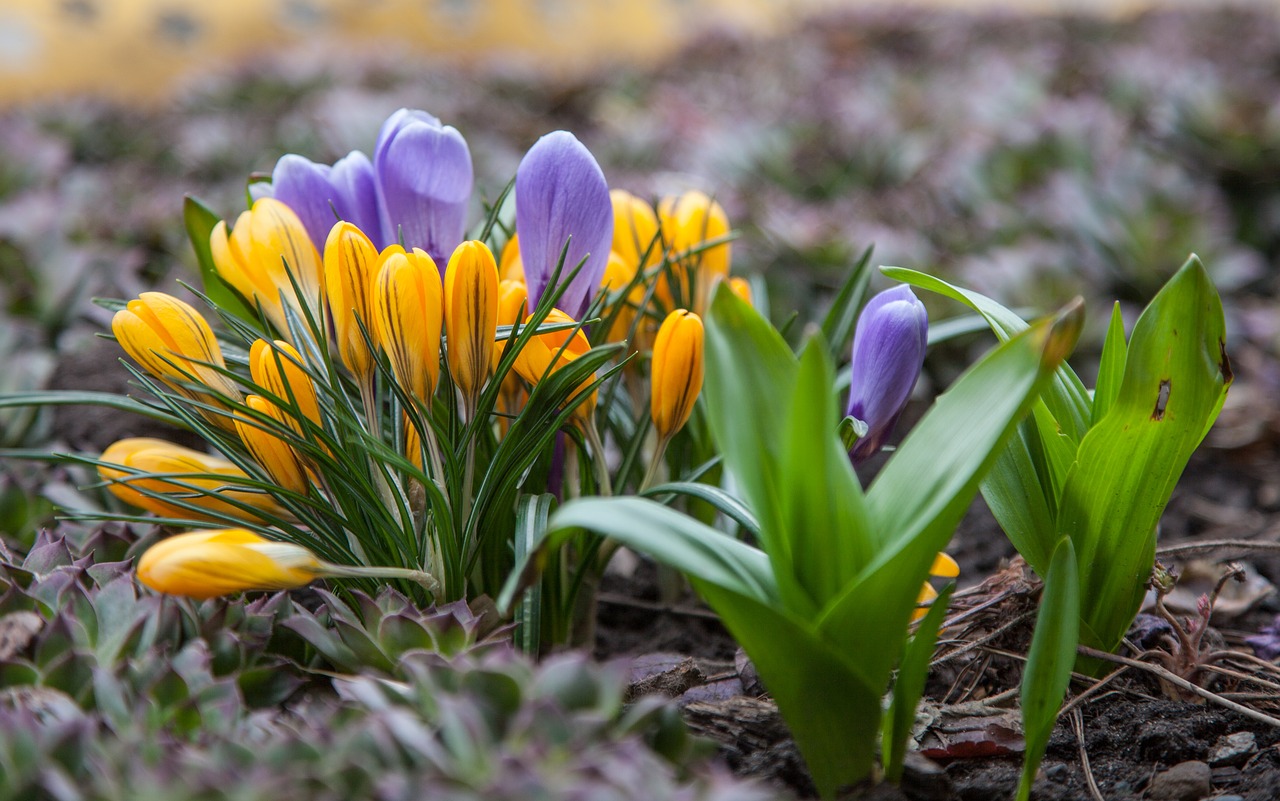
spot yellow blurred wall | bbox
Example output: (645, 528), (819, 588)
(0, 0), (1267, 104)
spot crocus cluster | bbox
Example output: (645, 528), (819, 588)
(100, 108), (720, 605)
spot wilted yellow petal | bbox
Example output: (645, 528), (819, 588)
(444, 240), (499, 405)
(137, 528), (322, 599)
(650, 309), (704, 440)
(98, 438), (284, 523)
(324, 222), (380, 378)
(372, 247), (443, 405)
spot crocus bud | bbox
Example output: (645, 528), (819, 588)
(372, 247), (443, 406)
(499, 234), (526, 283)
(650, 309), (704, 440)
(912, 551), (960, 621)
(323, 222), (380, 378)
(728, 276), (753, 307)
(249, 339), (321, 435)
(610, 189), (661, 271)
(209, 198), (324, 337)
(658, 191), (731, 313)
(373, 109), (473, 263)
(494, 278), (529, 368)
(234, 396), (309, 495)
(513, 309), (596, 418)
(846, 285), (928, 464)
(444, 240), (499, 405)
(137, 529), (323, 599)
(112, 292), (242, 419)
(516, 131), (613, 319)
(599, 251), (639, 345)
(98, 438), (284, 522)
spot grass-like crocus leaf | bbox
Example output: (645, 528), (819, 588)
(1017, 536), (1080, 801)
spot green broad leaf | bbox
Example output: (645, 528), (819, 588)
(1091, 301), (1127, 427)
(883, 583), (954, 783)
(818, 303), (1082, 686)
(979, 416), (1059, 576)
(702, 284), (812, 613)
(883, 266), (1092, 444)
(1018, 537), (1080, 801)
(183, 194), (258, 323)
(497, 497), (778, 614)
(641, 481), (761, 539)
(1059, 256), (1231, 657)
(819, 244), (873, 361)
(779, 338), (873, 607)
(696, 580), (883, 798)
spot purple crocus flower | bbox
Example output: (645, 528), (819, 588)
(373, 108), (473, 263)
(515, 131), (613, 319)
(846, 285), (928, 464)
(269, 151), (380, 251)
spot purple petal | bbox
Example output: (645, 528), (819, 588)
(515, 131), (613, 319)
(270, 154), (338, 251)
(328, 151), (381, 245)
(374, 110), (472, 263)
(847, 285), (928, 463)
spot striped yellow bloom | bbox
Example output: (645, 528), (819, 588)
(234, 396), (309, 495)
(610, 189), (662, 271)
(209, 198), (324, 337)
(513, 308), (596, 419)
(112, 292), (242, 425)
(498, 233), (526, 283)
(913, 552), (961, 621)
(248, 339), (321, 436)
(657, 191), (731, 314)
(650, 309), (704, 440)
(324, 222), (380, 378)
(137, 529), (323, 599)
(444, 240), (499, 406)
(98, 438), (284, 523)
(371, 247), (443, 405)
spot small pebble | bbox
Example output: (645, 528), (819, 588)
(1208, 732), (1257, 767)
(1044, 764), (1069, 783)
(1149, 760), (1212, 801)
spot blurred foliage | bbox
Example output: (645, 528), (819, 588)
(0, 527), (763, 801)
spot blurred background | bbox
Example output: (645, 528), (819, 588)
(1, 0), (1278, 536)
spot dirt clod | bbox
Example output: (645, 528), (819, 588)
(1149, 760), (1213, 801)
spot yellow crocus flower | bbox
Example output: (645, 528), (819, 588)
(209, 198), (324, 337)
(657, 191), (731, 314)
(513, 308), (596, 419)
(498, 234), (526, 284)
(371, 247), (443, 406)
(248, 339), (322, 435)
(137, 529), (323, 599)
(650, 309), (704, 440)
(913, 552), (961, 621)
(234, 396), (309, 495)
(610, 189), (662, 271)
(112, 292), (242, 426)
(323, 222), (380, 379)
(444, 240), (499, 410)
(98, 438), (284, 523)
